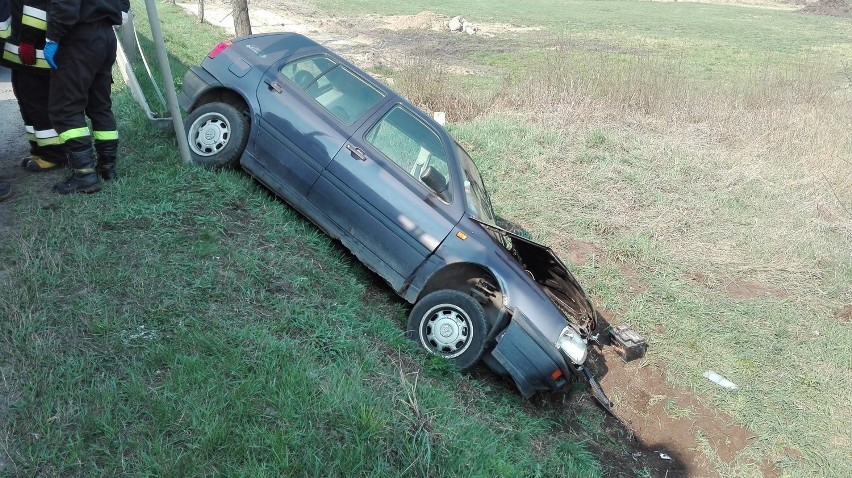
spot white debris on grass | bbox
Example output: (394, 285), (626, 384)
(703, 370), (738, 390)
(123, 325), (160, 344)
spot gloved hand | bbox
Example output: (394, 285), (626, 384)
(18, 42), (36, 65)
(43, 41), (58, 69)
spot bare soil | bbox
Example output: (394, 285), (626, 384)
(837, 304), (852, 322)
(798, 0), (852, 16)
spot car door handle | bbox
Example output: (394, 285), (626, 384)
(264, 80), (283, 94)
(346, 144), (367, 161)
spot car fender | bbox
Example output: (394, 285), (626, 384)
(488, 310), (572, 398)
(178, 66), (224, 113)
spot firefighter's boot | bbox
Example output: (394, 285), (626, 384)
(96, 142), (118, 181)
(52, 147), (102, 194)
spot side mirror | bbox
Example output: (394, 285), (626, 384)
(420, 166), (449, 201)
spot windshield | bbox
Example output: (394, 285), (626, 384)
(455, 142), (496, 225)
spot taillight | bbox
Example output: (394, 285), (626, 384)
(208, 40), (233, 59)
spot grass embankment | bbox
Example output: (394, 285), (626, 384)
(0, 2), (606, 477)
(369, 1), (851, 476)
(2, 0), (850, 476)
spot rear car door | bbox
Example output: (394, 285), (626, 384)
(253, 55), (383, 201)
(308, 104), (464, 289)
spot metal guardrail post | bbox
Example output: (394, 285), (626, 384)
(119, 10), (136, 63)
(143, 0), (192, 164)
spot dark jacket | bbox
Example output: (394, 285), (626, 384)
(1, 0), (52, 72)
(47, 0), (130, 42)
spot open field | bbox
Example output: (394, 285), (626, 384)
(1, 0), (850, 477)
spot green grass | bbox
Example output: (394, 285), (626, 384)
(3, 0), (851, 476)
(446, 111), (851, 476)
(1, 93), (604, 478)
(0, 2), (606, 477)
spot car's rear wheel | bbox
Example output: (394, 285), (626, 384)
(184, 102), (248, 168)
(407, 290), (489, 370)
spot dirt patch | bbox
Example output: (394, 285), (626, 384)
(379, 11), (445, 32)
(621, 265), (651, 295)
(798, 0), (851, 16)
(558, 238), (651, 294)
(592, 348), (774, 477)
(722, 278), (789, 300)
(684, 271), (712, 287)
(564, 239), (603, 267)
(684, 271), (789, 301)
(836, 304), (852, 322)
(181, 1), (538, 74)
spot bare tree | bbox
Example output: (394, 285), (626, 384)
(232, 0), (251, 36)
(197, 0), (205, 24)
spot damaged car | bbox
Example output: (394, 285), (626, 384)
(178, 33), (645, 406)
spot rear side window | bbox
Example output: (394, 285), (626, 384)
(365, 106), (452, 202)
(281, 55), (384, 125)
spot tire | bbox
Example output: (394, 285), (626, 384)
(184, 101), (249, 168)
(407, 290), (489, 370)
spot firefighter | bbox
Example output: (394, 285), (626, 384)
(44, 0), (129, 194)
(0, 0), (67, 174)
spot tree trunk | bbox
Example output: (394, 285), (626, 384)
(232, 0), (251, 36)
(197, 0), (204, 24)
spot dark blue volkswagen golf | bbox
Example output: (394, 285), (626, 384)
(179, 33), (642, 405)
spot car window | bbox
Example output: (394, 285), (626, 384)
(364, 106), (452, 203)
(281, 55), (384, 126)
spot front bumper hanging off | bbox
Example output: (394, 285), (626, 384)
(579, 365), (613, 413)
(579, 324), (648, 413)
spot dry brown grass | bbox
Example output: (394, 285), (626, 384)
(393, 58), (495, 123)
(406, 52), (851, 475)
(395, 50), (851, 304)
(496, 52), (851, 284)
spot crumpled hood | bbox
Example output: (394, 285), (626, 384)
(473, 220), (598, 337)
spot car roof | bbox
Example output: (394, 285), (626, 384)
(223, 33), (462, 189)
(229, 33), (329, 70)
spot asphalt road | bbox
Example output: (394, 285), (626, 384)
(0, 65), (59, 238)
(0, 65), (26, 237)
(0, 65), (26, 162)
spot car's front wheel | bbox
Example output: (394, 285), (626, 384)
(407, 290), (489, 370)
(184, 102), (249, 168)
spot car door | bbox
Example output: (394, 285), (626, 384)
(253, 54), (373, 201)
(308, 104), (465, 289)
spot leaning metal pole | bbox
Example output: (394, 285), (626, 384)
(143, 0), (192, 164)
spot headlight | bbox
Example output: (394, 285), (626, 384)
(557, 326), (588, 365)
